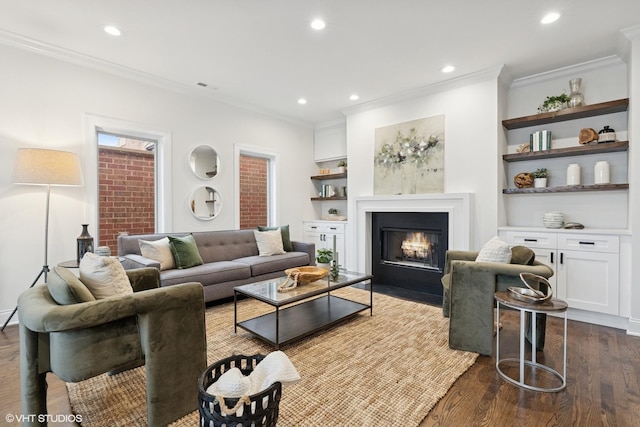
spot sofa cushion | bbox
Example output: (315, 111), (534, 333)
(47, 266), (96, 305)
(79, 253), (134, 299)
(258, 225), (292, 252)
(160, 261), (251, 287)
(511, 245), (536, 265)
(253, 230), (286, 256)
(235, 252), (310, 276)
(168, 234), (204, 269)
(139, 237), (175, 270)
(475, 236), (511, 263)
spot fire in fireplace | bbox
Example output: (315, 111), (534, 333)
(372, 212), (448, 299)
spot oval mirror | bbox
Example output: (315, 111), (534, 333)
(189, 186), (222, 220)
(189, 145), (219, 179)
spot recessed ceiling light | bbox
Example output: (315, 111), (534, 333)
(298, 98), (307, 105)
(349, 94), (360, 101)
(104, 25), (121, 36)
(541, 12), (560, 24)
(310, 19), (326, 30)
(441, 65), (455, 73)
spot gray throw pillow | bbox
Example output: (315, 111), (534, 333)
(47, 266), (96, 305)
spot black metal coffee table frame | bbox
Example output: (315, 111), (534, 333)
(234, 270), (373, 349)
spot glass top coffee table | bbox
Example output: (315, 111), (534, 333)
(234, 270), (373, 349)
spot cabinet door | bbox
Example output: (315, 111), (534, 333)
(556, 250), (619, 315)
(531, 248), (558, 292)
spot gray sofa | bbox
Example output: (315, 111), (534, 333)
(118, 229), (315, 303)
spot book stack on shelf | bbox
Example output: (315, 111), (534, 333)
(530, 130), (552, 151)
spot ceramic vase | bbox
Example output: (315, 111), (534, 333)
(77, 224), (94, 263)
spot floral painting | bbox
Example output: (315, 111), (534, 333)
(374, 115), (445, 194)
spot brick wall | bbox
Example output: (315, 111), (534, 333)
(98, 146), (155, 251)
(239, 155), (268, 229)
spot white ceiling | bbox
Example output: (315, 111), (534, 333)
(1, 1), (639, 126)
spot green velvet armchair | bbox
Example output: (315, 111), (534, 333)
(441, 250), (554, 355)
(18, 267), (207, 427)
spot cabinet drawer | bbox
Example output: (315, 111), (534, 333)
(502, 231), (557, 249)
(303, 222), (346, 234)
(558, 234), (619, 253)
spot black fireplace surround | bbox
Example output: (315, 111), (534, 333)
(371, 212), (448, 298)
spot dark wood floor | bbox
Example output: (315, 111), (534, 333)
(2, 290), (640, 426)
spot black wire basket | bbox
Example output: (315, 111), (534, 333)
(198, 354), (282, 427)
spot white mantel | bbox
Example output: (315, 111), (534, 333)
(353, 193), (473, 274)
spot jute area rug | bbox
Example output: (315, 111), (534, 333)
(67, 287), (478, 426)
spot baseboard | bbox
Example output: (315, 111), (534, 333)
(627, 318), (640, 336)
(0, 308), (18, 330)
(549, 308), (628, 330)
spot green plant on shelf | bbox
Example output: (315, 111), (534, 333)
(328, 208), (338, 215)
(531, 168), (549, 178)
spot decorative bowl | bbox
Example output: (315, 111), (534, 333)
(284, 266), (329, 284)
(507, 273), (553, 303)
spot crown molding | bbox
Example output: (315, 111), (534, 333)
(618, 25), (640, 63)
(342, 65), (504, 117)
(0, 29), (314, 129)
(509, 56), (624, 89)
(314, 117), (346, 131)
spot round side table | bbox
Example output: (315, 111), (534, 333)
(494, 290), (568, 392)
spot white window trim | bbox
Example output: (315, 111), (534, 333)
(83, 114), (173, 236)
(234, 144), (279, 229)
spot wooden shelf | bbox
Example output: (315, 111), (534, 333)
(502, 98), (629, 130)
(311, 196), (347, 201)
(503, 141), (629, 162)
(311, 172), (347, 180)
(503, 183), (629, 194)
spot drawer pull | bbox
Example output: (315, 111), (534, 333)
(524, 238), (538, 242)
(310, 226), (318, 229)
(550, 252), (554, 264)
(579, 241), (596, 245)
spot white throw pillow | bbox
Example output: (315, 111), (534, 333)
(139, 237), (175, 270)
(253, 230), (286, 256)
(475, 236), (512, 263)
(79, 252), (133, 299)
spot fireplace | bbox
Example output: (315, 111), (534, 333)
(372, 212), (448, 298)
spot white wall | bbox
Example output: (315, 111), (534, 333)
(0, 44), (316, 325)
(344, 70), (503, 269)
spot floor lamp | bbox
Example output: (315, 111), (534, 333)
(1, 148), (83, 331)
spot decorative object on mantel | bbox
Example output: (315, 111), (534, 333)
(531, 168), (549, 188)
(374, 115), (445, 195)
(598, 126), (616, 143)
(579, 128), (598, 145)
(514, 172), (534, 188)
(543, 212), (565, 229)
(566, 163), (581, 186)
(77, 224), (94, 263)
(537, 93), (570, 113)
(568, 78), (584, 108)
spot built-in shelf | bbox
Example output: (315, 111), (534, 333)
(310, 172), (347, 180)
(502, 98), (629, 130)
(311, 196), (347, 201)
(503, 141), (629, 162)
(503, 183), (629, 194)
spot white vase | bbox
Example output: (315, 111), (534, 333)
(594, 161), (610, 184)
(567, 164), (581, 186)
(534, 178), (547, 188)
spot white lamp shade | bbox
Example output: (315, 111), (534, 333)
(13, 148), (84, 186)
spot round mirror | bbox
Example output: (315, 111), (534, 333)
(189, 186), (222, 220)
(189, 145), (219, 179)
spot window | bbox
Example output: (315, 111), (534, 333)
(97, 132), (156, 249)
(235, 145), (277, 229)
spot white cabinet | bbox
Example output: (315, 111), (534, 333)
(303, 221), (347, 266)
(500, 229), (620, 315)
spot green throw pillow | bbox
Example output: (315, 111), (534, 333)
(258, 225), (292, 252)
(47, 266), (96, 305)
(168, 234), (204, 269)
(511, 246), (536, 265)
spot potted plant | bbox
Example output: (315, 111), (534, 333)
(531, 168), (549, 188)
(328, 208), (338, 216)
(316, 248), (333, 268)
(336, 160), (347, 173)
(538, 94), (571, 113)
